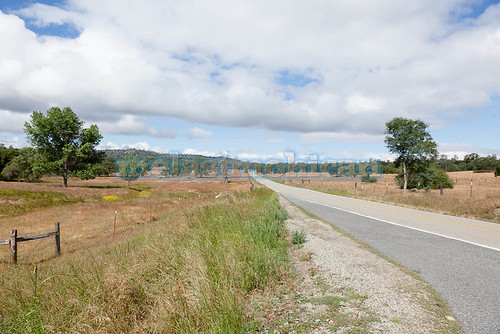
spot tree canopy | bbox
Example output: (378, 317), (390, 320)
(384, 117), (438, 192)
(0, 146), (18, 179)
(24, 107), (104, 187)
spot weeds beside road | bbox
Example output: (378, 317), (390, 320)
(0, 177), (463, 333)
(0, 186), (290, 333)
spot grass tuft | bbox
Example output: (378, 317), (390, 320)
(291, 229), (307, 245)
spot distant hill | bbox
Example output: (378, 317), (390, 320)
(101, 148), (238, 162)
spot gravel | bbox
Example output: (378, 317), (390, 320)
(280, 196), (455, 333)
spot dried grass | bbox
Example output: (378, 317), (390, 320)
(0, 181), (288, 333)
(0, 177), (249, 266)
(281, 171), (500, 223)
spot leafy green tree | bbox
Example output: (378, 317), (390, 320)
(0, 146), (18, 179)
(396, 164), (453, 189)
(1, 148), (48, 181)
(463, 153), (479, 169)
(118, 157), (150, 188)
(24, 107), (104, 187)
(379, 160), (400, 174)
(436, 154), (459, 172)
(100, 157), (118, 176)
(472, 155), (497, 171)
(384, 117), (438, 192)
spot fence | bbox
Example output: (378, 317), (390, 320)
(0, 222), (60, 264)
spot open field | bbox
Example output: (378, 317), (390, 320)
(0, 176), (462, 333)
(0, 177), (251, 266)
(0, 177), (294, 332)
(278, 171), (500, 223)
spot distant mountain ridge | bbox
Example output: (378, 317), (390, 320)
(102, 148), (237, 162)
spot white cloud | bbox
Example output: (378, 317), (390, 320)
(438, 143), (499, 159)
(236, 152), (286, 162)
(14, 3), (80, 27)
(182, 148), (218, 157)
(266, 137), (285, 143)
(0, 135), (25, 148)
(0, 110), (30, 133)
(146, 127), (177, 138)
(0, 1), (499, 137)
(345, 94), (384, 115)
(341, 150), (396, 161)
(300, 132), (384, 143)
(97, 115), (147, 136)
(181, 148), (287, 161)
(187, 127), (212, 139)
(96, 115), (176, 138)
(98, 141), (166, 153)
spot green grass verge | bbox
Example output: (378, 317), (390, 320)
(0, 189), (81, 217)
(0, 188), (289, 333)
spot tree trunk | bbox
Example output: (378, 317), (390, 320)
(63, 163), (68, 188)
(403, 160), (408, 193)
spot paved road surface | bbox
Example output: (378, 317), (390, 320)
(258, 178), (500, 334)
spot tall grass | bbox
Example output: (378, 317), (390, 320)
(0, 188), (289, 333)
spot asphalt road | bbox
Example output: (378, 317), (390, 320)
(258, 178), (500, 334)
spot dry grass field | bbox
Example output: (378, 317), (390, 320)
(0, 177), (296, 333)
(279, 171), (500, 223)
(0, 177), (250, 267)
(0, 175), (464, 333)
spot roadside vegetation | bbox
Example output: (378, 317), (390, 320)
(0, 182), (291, 333)
(1, 176), (461, 333)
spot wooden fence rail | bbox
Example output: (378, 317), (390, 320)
(0, 223), (60, 264)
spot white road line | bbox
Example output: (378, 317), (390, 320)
(284, 193), (500, 253)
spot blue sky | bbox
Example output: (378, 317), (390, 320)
(0, 0), (499, 162)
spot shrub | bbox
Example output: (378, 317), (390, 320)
(291, 229), (307, 245)
(0, 161), (20, 181)
(361, 176), (377, 183)
(397, 165), (453, 189)
(495, 164), (500, 177)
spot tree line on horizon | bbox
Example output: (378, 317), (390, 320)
(0, 108), (499, 188)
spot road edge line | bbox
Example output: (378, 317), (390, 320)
(286, 194), (500, 253)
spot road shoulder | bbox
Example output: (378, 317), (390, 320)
(279, 195), (461, 333)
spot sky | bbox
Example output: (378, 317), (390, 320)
(0, 0), (499, 163)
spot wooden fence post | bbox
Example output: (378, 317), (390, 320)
(10, 229), (17, 264)
(55, 222), (61, 255)
(114, 211), (117, 236)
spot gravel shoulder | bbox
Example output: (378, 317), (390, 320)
(279, 195), (461, 333)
